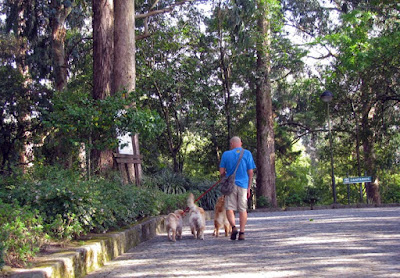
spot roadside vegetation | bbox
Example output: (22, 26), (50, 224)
(1, 0), (399, 269)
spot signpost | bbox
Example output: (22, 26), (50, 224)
(343, 176), (372, 184)
(342, 176), (372, 205)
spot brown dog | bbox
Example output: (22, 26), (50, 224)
(213, 195), (231, 237)
(165, 209), (185, 242)
(187, 193), (206, 240)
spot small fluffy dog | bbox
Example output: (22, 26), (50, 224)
(165, 209), (185, 242)
(187, 193), (206, 240)
(213, 195), (231, 237)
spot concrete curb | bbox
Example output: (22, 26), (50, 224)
(6, 204), (397, 278)
(3, 216), (166, 278)
(3, 211), (214, 278)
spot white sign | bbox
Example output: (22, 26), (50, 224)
(117, 132), (133, 155)
(116, 109), (134, 155)
(343, 176), (372, 184)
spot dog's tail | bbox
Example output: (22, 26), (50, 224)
(187, 192), (196, 209)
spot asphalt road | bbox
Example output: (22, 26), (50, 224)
(85, 207), (400, 278)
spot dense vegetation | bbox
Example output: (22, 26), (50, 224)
(1, 0), (399, 268)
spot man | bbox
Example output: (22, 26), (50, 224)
(219, 136), (256, 240)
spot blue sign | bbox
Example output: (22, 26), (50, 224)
(343, 176), (372, 184)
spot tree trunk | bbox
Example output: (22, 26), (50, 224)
(255, 0), (277, 207)
(14, 1), (32, 173)
(93, 0), (114, 99)
(114, 0), (142, 184)
(114, 0), (135, 94)
(92, 0), (115, 173)
(217, 2), (232, 145)
(361, 86), (381, 204)
(49, 1), (71, 92)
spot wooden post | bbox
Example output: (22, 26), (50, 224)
(113, 153), (142, 185)
(132, 134), (142, 185)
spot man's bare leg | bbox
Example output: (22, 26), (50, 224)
(226, 209), (236, 227)
(239, 210), (247, 233)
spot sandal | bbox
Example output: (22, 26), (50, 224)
(238, 232), (245, 240)
(230, 226), (238, 240)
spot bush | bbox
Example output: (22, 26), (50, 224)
(257, 196), (270, 208)
(0, 166), (213, 267)
(142, 169), (220, 211)
(1, 166), (192, 235)
(0, 200), (49, 267)
(142, 169), (191, 194)
(0, 238), (4, 268)
(303, 186), (321, 209)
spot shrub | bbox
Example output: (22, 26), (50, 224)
(0, 200), (49, 267)
(142, 169), (220, 211)
(142, 169), (190, 194)
(1, 166), (192, 237)
(0, 239), (4, 268)
(191, 179), (221, 211)
(0, 165), (214, 267)
(285, 192), (304, 207)
(303, 186), (321, 209)
(257, 196), (270, 208)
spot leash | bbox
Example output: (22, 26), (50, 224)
(183, 178), (223, 213)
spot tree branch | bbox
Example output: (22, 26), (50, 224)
(136, 0), (197, 20)
(135, 0), (204, 40)
(272, 69), (293, 83)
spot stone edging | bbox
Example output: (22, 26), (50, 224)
(3, 216), (167, 278)
(3, 204), (398, 277)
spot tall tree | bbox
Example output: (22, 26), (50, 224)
(49, 1), (73, 92)
(216, 0), (233, 144)
(92, 0), (115, 173)
(255, 0), (278, 207)
(136, 5), (205, 173)
(322, 6), (400, 204)
(114, 0), (142, 183)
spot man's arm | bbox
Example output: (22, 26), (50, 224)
(219, 167), (226, 177)
(247, 169), (254, 198)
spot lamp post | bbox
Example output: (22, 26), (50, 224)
(320, 90), (337, 204)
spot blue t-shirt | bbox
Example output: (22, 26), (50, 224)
(219, 147), (256, 189)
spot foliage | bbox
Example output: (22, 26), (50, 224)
(1, 5), (400, 272)
(275, 141), (312, 207)
(191, 178), (222, 211)
(2, 166), (164, 235)
(256, 196), (270, 208)
(0, 65), (51, 173)
(142, 169), (190, 195)
(0, 237), (3, 268)
(303, 186), (321, 209)
(379, 171), (400, 204)
(0, 165), (202, 267)
(0, 200), (49, 267)
(136, 7), (207, 173)
(41, 89), (164, 173)
(44, 89), (163, 149)
(141, 168), (220, 211)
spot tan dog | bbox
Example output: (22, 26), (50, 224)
(213, 195), (231, 237)
(187, 193), (206, 240)
(165, 209), (185, 242)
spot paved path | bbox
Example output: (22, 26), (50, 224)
(85, 207), (400, 278)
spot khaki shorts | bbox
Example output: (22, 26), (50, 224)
(224, 185), (248, 212)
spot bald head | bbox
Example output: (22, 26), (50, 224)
(230, 136), (242, 149)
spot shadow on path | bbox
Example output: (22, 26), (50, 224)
(85, 207), (400, 278)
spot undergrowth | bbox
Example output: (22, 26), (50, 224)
(0, 166), (216, 267)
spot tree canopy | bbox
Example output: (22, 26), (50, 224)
(1, 0), (399, 206)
